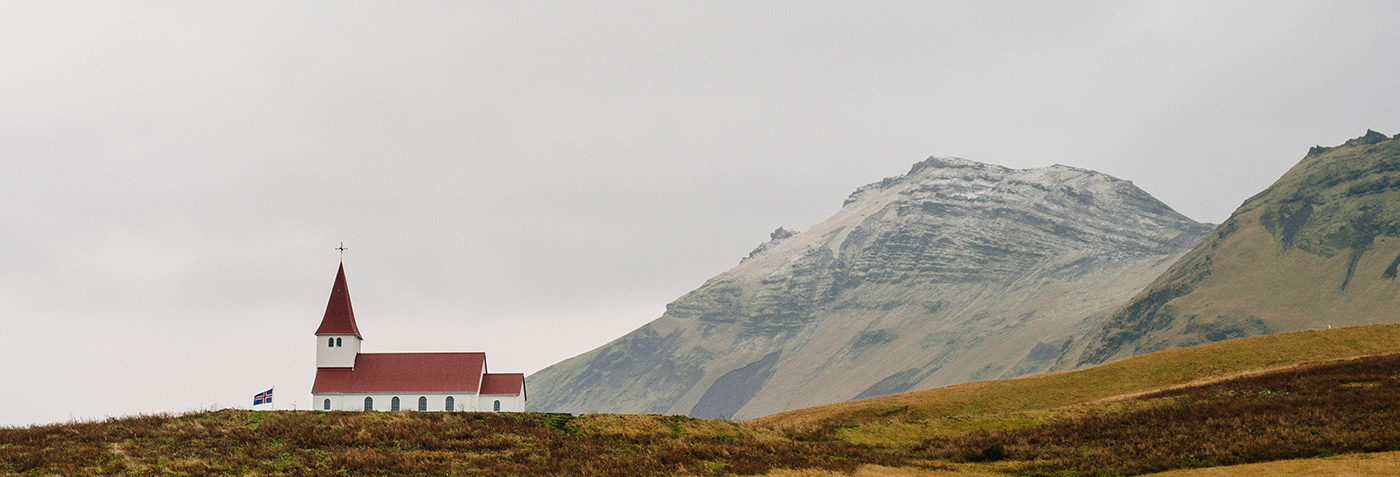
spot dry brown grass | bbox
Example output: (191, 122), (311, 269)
(0, 411), (905, 476)
(765, 464), (1001, 476)
(1141, 451), (1400, 476)
(752, 322), (1400, 441)
(907, 354), (1400, 476)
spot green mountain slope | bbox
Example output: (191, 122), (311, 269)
(1077, 130), (1400, 365)
(528, 157), (1212, 419)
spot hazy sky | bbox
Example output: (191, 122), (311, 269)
(2, 1), (1397, 426)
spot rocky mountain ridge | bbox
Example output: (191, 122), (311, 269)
(527, 156), (1214, 418)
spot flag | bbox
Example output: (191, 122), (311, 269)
(253, 388), (274, 406)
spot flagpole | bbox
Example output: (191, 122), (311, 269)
(272, 385), (276, 411)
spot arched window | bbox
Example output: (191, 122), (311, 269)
(493, 400), (501, 412)
(323, 399), (330, 411)
(445, 396), (454, 412)
(328, 337), (334, 347)
(336, 337), (342, 347)
(418, 396), (427, 412)
(364, 397), (373, 411)
(391, 396), (401, 411)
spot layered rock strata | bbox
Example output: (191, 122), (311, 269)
(528, 157), (1213, 418)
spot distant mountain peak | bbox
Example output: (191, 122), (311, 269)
(1348, 129), (1392, 146)
(1308, 129), (1393, 156)
(528, 154), (1212, 419)
(908, 155), (998, 174)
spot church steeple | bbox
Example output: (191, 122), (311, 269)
(316, 262), (363, 369)
(315, 262), (362, 338)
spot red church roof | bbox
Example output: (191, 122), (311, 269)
(480, 373), (526, 396)
(315, 263), (362, 338)
(312, 352), (487, 393)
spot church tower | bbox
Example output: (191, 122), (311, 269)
(315, 263), (363, 368)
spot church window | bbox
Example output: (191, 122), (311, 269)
(328, 337), (334, 347)
(391, 396), (401, 411)
(364, 397), (373, 411)
(323, 399), (330, 411)
(336, 337), (342, 347)
(445, 396), (454, 411)
(418, 396), (427, 411)
(493, 400), (501, 412)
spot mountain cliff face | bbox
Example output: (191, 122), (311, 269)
(1079, 131), (1400, 365)
(527, 157), (1213, 419)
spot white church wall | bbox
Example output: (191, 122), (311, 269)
(315, 334), (360, 368)
(313, 393), (483, 412)
(480, 394), (525, 412)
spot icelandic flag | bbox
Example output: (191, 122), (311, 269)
(253, 388), (273, 406)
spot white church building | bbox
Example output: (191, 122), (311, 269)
(311, 263), (526, 412)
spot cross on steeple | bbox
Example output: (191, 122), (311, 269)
(336, 242), (348, 260)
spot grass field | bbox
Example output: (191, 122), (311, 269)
(1141, 450), (1400, 476)
(0, 410), (914, 476)
(754, 322), (1400, 444)
(7, 323), (1400, 476)
(773, 452), (1400, 477)
(910, 354), (1400, 475)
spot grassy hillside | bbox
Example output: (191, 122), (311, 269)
(1141, 451), (1400, 476)
(1077, 130), (1400, 364)
(753, 322), (1400, 442)
(0, 410), (910, 476)
(769, 452), (1400, 477)
(907, 354), (1400, 475)
(10, 322), (1400, 476)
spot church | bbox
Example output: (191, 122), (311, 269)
(311, 263), (526, 412)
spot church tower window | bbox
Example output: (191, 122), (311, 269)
(493, 400), (501, 412)
(328, 337), (334, 347)
(323, 399), (330, 411)
(391, 396), (401, 411)
(364, 397), (373, 411)
(336, 337), (342, 347)
(418, 396), (427, 411)
(445, 396), (454, 411)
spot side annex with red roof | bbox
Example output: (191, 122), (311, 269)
(311, 263), (526, 412)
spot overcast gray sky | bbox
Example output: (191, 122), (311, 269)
(2, 1), (1397, 426)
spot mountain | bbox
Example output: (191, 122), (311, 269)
(1078, 130), (1400, 365)
(527, 157), (1213, 419)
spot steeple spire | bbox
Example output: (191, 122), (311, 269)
(315, 262), (363, 338)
